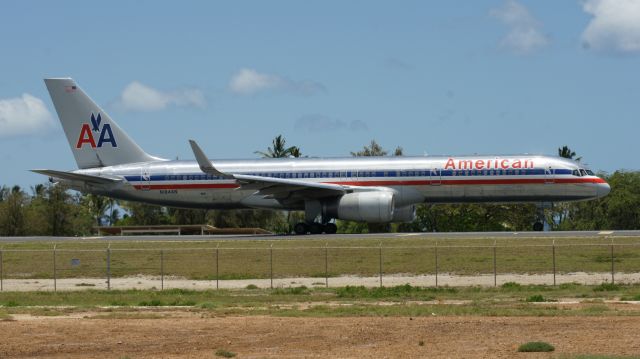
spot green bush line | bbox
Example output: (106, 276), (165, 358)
(0, 284), (638, 311)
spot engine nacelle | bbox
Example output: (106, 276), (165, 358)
(325, 191), (395, 223)
(392, 205), (416, 223)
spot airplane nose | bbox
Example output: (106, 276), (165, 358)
(597, 182), (611, 198)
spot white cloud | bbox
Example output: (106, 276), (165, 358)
(114, 81), (205, 112)
(582, 0), (640, 53)
(490, 0), (548, 54)
(229, 68), (325, 96)
(294, 115), (368, 132)
(0, 94), (54, 137)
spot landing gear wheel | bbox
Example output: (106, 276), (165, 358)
(294, 222), (308, 235)
(532, 222), (544, 232)
(324, 223), (337, 234)
(309, 223), (323, 234)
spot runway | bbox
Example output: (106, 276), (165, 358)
(0, 230), (638, 242)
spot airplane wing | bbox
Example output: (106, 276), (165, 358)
(233, 173), (348, 199)
(188, 140), (349, 200)
(31, 169), (123, 185)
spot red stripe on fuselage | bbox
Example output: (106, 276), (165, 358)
(133, 183), (240, 190)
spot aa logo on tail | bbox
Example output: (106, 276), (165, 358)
(76, 113), (117, 149)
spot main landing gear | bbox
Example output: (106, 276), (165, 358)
(294, 222), (337, 235)
(292, 200), (338, 235)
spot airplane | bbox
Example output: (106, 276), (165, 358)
(34, 78), (611, 234)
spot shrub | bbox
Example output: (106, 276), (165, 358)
(138, 299), (164, 306)
(272, 286), (309, 295)
(593, 283), (620, 292)
(198, 302), (217, 309)
(526, 295), (546, 302)
(501, 282), (522, 290)
(215, 349), (237, 358)
(245, 284), (258, 290)
(517, 341), (555, 352)
(336, 284), (449, 299)
(3, 301), (19, 307)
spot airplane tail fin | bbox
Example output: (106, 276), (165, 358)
(44, 78), (163, 169)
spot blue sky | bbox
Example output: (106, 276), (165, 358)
(1, 0), (639, 188)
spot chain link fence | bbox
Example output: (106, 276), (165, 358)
(1, 241), (639, 291)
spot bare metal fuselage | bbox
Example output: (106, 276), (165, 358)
(65, 154), (610, 211)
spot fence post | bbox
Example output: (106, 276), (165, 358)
(324, 242), (328, 288)
(378, 242), (383, 288)
(435, 241), (438, 288)
(493, 240), (497, 287)
(106, 245), (111, 291)
(610, 238), (615, 285)
(53, 244), (57, 292)
(552, 240), (556, 286)
(269, 244), (273, 289)
(0, 247), (3, 292)
(160, 249), (164, 291)
(215, 244), (219, 290)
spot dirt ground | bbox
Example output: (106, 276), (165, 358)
(0, 313), (639, 358)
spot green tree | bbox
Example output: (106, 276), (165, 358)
(255, 134), (301, 158)
(558, 145), (582, 161)
(208, 209), (288, 233)
(25, 184), (93, 236)
(559, 171), (640, 230)
(83, 194), (109, 226)
(351, 139), (387, 156)
(0, 186), (27, 236)
(167, 207), (208, 225)
(117, 201), (170, 226)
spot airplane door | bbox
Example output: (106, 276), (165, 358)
(141, 166), (151, 191)
(544, 167), (554, 184)
(430, 168), (441, 186)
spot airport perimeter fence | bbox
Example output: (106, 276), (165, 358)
(1, 241), (640, 291)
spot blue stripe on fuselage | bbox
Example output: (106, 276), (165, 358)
(123, 168), (572, 182)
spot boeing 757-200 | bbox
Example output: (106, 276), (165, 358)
(34, 78), (610, 234)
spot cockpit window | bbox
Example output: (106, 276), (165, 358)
(572, 169), (581, 177)
(580, 169), (588, 176)
(586, 169), (594, 176)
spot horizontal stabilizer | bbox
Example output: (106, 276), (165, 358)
(31, 169), (122, 184)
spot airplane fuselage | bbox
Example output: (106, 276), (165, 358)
(68, 154), (610, 211)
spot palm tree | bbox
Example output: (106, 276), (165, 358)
(255, 134), (302, 158)
(558, 145), (582, 161)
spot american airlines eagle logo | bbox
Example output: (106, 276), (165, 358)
(76, 113), (117, 149)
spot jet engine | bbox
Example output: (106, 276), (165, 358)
(325, 191), (395, 223)
(391, 205), (416, 222)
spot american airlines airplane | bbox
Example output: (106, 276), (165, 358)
(34, 78), (610, 234)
